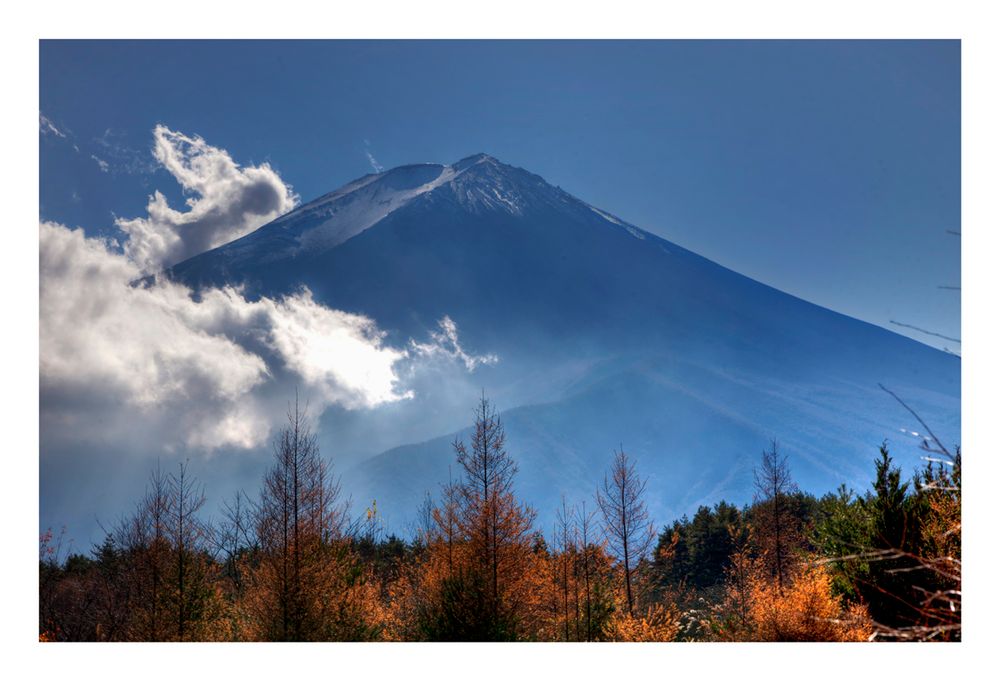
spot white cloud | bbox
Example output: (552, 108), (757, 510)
(40, 113), (66, 138)
(262, 291), (412, 407)
(41, 221), (267, 448)
(92, 128), (158, 175)
(364, 140), (384, 173)
(365, 150), (384, 173)
(410, 316), (498, 371)
(90, 154), (109, 172)
(40, 221), (413, 450)
(115, 125), (299, 272)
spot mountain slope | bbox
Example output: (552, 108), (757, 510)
(169, 153), (960, 531)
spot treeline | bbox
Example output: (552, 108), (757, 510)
(39, 396), (960, 642)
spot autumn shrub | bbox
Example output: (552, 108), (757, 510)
(603, 602), (681, 642)
(748, 563), (870, 641)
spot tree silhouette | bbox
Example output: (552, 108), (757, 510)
(248, 396), (350, 640)
(446, 394), (537, 639)
(752, 440), (798, 591)
(596, 446), (655, 616)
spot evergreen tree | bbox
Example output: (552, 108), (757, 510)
(858, 442), (924, 629)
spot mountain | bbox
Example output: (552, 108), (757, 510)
(169, 153), (960, 532)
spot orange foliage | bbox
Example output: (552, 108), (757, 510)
(748, 563), (870, 641)
(710, 555), (871, 642)
(603, 602), (681, 642)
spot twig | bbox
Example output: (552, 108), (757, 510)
(878, 383), (952, 458)
(888, 321), (961, 344)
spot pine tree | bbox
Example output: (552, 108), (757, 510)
(553, 494), (576, 640)
(859, 442), (924, 630)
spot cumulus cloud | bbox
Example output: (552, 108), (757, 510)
(40, 221), (419, 450)
(115, 125), (299, 272)
(40, 221), (266, 406)
(40, 225), (491, 451)
(262, 292), (411, 407)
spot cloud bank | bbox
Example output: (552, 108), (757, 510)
(40, 220), (422, 450)
(115, 125), (299, 272)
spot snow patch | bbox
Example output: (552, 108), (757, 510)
(589, 205), (646, 240)
(296, 165), (461, 253)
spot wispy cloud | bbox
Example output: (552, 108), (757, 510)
(90, 155), (109, 172)
(364, 139), (384, 173)
(93, 128), (159, 175)
(366, 151), (384, 173)
(410, 316), (499, 371)
(40, 115), (150, 178)
(39, 113), (67, 138)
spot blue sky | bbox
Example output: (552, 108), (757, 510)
(39, 40), (960, 349)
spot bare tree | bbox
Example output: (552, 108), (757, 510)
(116, 463), (172, 641)
(166, 461), (209, 641)
(554, 494), (576, 640)
(577, 499), (599, 641)
(214, 490), (253, 592)
(415, 491), (436, 548)
(431, 466), (462, 578)
(752, 439), (798, 591)
(596, 446), (655, 616)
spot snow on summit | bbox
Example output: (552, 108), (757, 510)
(180, 152), (652, 273)
(213, 154), (525, 266)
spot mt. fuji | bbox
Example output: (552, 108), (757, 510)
(169, 153), (960, 531)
